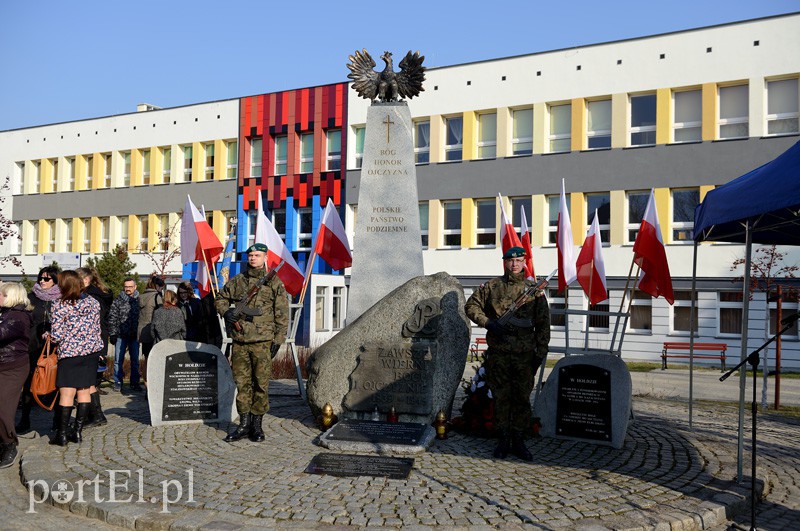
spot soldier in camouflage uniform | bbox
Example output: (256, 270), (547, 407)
(465, 246), (550, 460)
(216, 243), (289, 442)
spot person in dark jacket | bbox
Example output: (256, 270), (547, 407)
(17, 266), (61, 434)
(152, 290), (186, 342)
(107, 278), (140, 393)
(76, 267), (112, 427)
(177, 281), (205, 342)
(0, 283), (33, 468)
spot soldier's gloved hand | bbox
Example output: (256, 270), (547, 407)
(270, 343), (280, 359)
(485, 320), (506, 336)
(223, 309), (239, 325)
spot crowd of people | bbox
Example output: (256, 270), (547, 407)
(0, 267), (219, 464)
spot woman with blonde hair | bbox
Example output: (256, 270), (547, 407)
(0, 283), (33, 467)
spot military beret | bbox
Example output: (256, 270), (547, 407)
(503, 246), (525, 259)
(246, 243), (268, 253)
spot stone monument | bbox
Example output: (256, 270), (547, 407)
(147, 340), (237, 427)
(345, 49), (427, 323)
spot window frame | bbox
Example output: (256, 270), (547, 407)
(718, 84), (749, 139)
(585, 193), (611, 245)
(671, 188), (700, 244)
(670, 290), (698, 336)
(419, 202), (429, 249)
(672, 89), (702, 143)
(441, 200), (462, 248)
(766, 77), (800, 136)
(182, 145), (193, 182)
(626, 191), (650, 244)
(629, 291), (653, 333)
(630, 93), (657, 147)
(274, 135), (287, 176)
(511, 108), (533, 156)
(326, 129), (341, 171)
(226, 140), (238, 180)
(353, 126), (365, 169)
(296, 207), (313, 251)
(475, 198), (496, 247)
(250, 137), (262, 179)
(299, 132), (314, 174)
(205, 142), (215, 181)
(162, 147), (171, 184)
(549, 103), (572, 153)
(586, 99), (612, 149)
(717, 292), (744, 337)
(413, 120), (430, 164)
(444, 116), (463, 161)
(477, 112), (497, 159)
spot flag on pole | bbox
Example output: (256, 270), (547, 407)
(180, 195), (223, 264)
(556, 179), (577, 293)
(575, 210), (608, 305)
(633, 190), (674, 304)
(216, 226), (237, 287)
(314, 198), (352, 270)
(498, 194), (522, 254)
(519, 205), (535, 280)
(255, 201), (304, 296)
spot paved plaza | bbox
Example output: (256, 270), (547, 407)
(3, 368), (800, 530)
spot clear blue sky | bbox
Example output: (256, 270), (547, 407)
(1, 0), (797, 131)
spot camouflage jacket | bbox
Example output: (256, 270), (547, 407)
(464, 271), (550, 357)
(215, 266), (289, 345)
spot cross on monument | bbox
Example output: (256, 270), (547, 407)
(383, 115), (394, 143)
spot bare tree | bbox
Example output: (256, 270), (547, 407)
(140, 215), (182, 278)
(0, 175), (23, 273)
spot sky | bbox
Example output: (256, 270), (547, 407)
(0, 0), (797, 131)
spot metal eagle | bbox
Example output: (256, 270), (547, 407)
(347, 50), (426, 103)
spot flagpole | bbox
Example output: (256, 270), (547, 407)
(202, 251), (218, 298)
(611, 255), (637, 352)
(297, 251), (317, 306)
(584, 258), (593, 351)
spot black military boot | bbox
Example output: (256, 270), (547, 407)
(249, 415), (265, 442)
(15, 396), (32, 434)
(85, 391), (107, 429)
(511, 431), (533, 461)
(224, 413), (252, 442)
(0, 442), (18, 469)
(493, 431), (510, 459)
(49, 406), (74, 447)
(68, 403), (91, 443)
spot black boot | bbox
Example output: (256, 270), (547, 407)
(15, 396), (32, 434)
(51, 404), (62, 432)
(49, 406), (74, 447)
(0, 442), (18, 469)
(85, 391), (107, 429)
(493, 431), (510, 459)
(249, 415), (265, 442)
(511, 431), (533, 461)
(68, 403), (90, 443)
(224, 413), (251, 442)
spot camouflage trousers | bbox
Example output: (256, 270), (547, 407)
(485, 346), (543, 433)
(231, 341), (273, 416)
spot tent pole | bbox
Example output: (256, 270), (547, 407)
(737, 222), (753, 484)
(689, 241), (698, 428)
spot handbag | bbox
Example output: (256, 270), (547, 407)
(31, 336), (59, 411)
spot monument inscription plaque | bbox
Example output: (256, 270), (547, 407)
(555, 364), (612, 441)
(162, 351), (219, 421)
(305, 453), (414, 480)
(325, 419), (428, 445)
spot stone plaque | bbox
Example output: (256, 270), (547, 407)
(555, 364), (612, 442)
(305, 453), (414, 479)
(343, 340), (434, 415)
(325, 419), (429, 445)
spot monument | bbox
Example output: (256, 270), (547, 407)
(147, 340), (237, 427)
(345, 49), (427, 323)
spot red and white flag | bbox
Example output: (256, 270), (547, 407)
(315, 198), (352, 271)
(180, 195), (223, 264)
(498, 194), (522, 254)
(519, 205), (535, 280)
(575, 210), (608, 305)
(556, 179), (577, 293)
(255, 199), (304, 297)
(633, 190), (674, 304)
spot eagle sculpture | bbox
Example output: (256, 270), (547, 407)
(347, 49), (426, 102)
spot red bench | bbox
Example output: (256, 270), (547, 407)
(661, 342), (728, 371)
(469, 337), (488, 362)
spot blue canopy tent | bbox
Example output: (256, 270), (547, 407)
(691, 139), (800, 483)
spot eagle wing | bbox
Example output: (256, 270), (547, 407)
(396, 50), (426, 100)
(346, 49), (380, 101)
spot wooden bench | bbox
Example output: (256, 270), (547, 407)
(661, 342), (728, 371)
(468, 337), (488, 362)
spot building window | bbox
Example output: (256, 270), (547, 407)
(109, 153), (117, 188)
(205, 143), (215, 180)
(162, 147), (171, 184)
(445, 116), (463, 161)
(630, 93), (657, 146)
(475, 199), (496, 246)
(442, 200), (462, 247)
(587, 99), (611, 149)
(672, 291), (698, 335)
(226, 141), (238, 179)
(332, 286), (344, 330)
(354, 127), (365, 169)
(673, 90), (702, 143)
(548, 289), (565, 327)
(414, 121), (430, 163)
(630, 291), (652, 331)
(32, 161), (41, 193)
(157, 214), (169, 251)
(10, 222), (20, 255)
(770, 292), (799, 339)
(119, 216), (129, 250)
(626, 191), (650, 243)
(547, 195), (560, 245)
(274, 135), (287, 175)
(45, 220), (55, 253)
(511, 196), (532, 233)
(142, 149), (151, 185)
(315, 287), (327, 332)
(31, 221), (39, 254)
(300, 133), (314, 173)
(66, 158), (75, 192)
(182, 145), (193, 181)
(297, 208), (313, 250)
(718, 292), (743, 336)
(47, 159), (57, 193)
(138, 215), (149, 252)
(588, 298), (610, 330)
(766, 78), (799, 135)
(419, 202), (429, 249)
(586, 193), (611, 244)
(719, 84), (749, 139)
(100, 217), (109, 252)
(14, 162), (24, 195)
(81, 218), (90, 253)
(65, 219), (72, 251)
(672, 188), (699, 243)
(85, 156), (93, 189)
(512, 108), (533, 155)
(247, 210), (257, 248)
(250, 138), (262, 178)
(477, 113), (497, 159)
(326, 129), (341, 171)
(549, 104), (571, 153)
(271, 208), (286, 239)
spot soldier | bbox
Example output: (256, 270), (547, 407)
(216, 243), (289, 442)
(464, 246), (550, 461)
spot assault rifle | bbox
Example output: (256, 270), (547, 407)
(496, 268), (557, 329)
(225, 260), (285, 334)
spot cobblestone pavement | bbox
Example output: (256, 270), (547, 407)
(6, 376), (800, 530)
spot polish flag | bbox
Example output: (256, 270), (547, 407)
(519, 206), (535, 280)
(315, 198), (352, 271)
(498, 194), (522, 254)
(180, 195), (223, 264)
(255, 200), (304, 297)
(556, 179), (577, 293)
(633, 190), (674, 304)
(575, 210), (608, 305)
